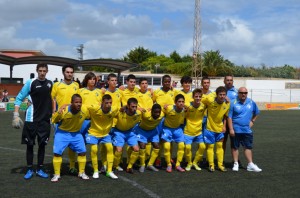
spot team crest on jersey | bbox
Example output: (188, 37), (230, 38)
(47, 83), (52, 88)
(247, 104), (252, 109)
(96, 92), (99, 96)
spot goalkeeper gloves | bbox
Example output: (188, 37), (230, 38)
(12, 112), (24, 129)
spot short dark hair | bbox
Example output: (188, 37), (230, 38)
(127, 97), (138, 106)
(71, 93), (82, 102)
(36, 63), (48, 70)
(152, 103), (161, 111)
(162, 75), (171, 82)
(126, 74), (136, 81)
(62, 65), (74, 73)
(192, 88), (202, 97)
(175, 94), (185, 102)
(180, 76), (192, 84)
(107, 73), (117, 80)
(102, 94), (112, 101)
(216, 86), (227, 95)
(139, 77), (148, 84)
(201, 76), (210, 83)
(224, 75), (233, 80)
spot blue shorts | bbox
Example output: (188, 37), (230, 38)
(85, 134), (112, 145)
(156, 117), (165, 135)
(53, 130), (86, 155)
(230, 133), (253, 149)
(135, 126), (159, 144)
(184, 133), (204, 145)
(112, 128), (138, 147)
(203, 129), (224, 144)
(161, 126), (184, 143)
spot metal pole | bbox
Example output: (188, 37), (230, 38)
(270, 89), (272, 103)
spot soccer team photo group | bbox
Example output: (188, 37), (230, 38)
(12, 63), (262, 183)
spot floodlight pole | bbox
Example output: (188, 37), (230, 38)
(77, 44), (84, 71)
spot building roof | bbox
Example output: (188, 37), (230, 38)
(0, 49), (46, 58)
(0, 54), (138, 73)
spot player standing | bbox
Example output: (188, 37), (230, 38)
(161, 94), (186, 173)
(51, 65), (80, 175)
(86, 94), (119, 179)
(13, 63), (53, 180)
(202, 86), (230, 172)
(184, 88), (206, 171)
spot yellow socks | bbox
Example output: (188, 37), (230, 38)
(77, 155), (87, 174)
(113, 150), (122, 168)
(164, 142), (171, 166)
(90, 144), (98, 172)
(216, 141), (224, 167)
(176, 142), (185, 167)
(100, 144), (107, 168)
(185, 144), (192, 165)
(193, 143), (206, 164)
(139, 149), (146, 167)
(126, 146), (132, 164)
(145, 142), (152, 160)
(68, 148), (76, 169)
(127, 151), (139, 169)
(53, 156), (62, 175)
(207, 144), (215, 167)
(148, 148), (159, 166)
(105, 143), (114, 173)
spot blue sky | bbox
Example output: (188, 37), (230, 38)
(0, 0), (299, 67)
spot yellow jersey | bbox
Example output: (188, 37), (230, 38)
(51, 105), (89, 132)
(88, 105), (119, 137)
(104, 88), (122, 110)
(164, 105), (185, 129)
(184, 103), (206, 136)
(120, 87), (139, 106)
(115, 110), (142, 131)
(51, 81), (79, 108)
(137, 90), (153, 110)
(175, 89), (193, 106)
(153, 88), (175, 108)
(78, 88), (102, 107)
(139, 110), (164, 131)
(201, 95), (230, 133)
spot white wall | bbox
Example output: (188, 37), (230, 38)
(1, 64), (63, 82)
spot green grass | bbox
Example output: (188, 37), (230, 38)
(0, 110), (299, 198)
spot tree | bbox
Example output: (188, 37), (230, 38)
(123, 46), (157, 71)
(141, 55), (175, 73)
(170, 51), (182, 63)
(202, 50), (227, 76)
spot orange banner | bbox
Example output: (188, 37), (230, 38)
(265, 103), (300, 110)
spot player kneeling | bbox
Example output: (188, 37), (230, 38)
(51, 94), (89, 182)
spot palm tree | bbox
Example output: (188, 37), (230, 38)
(202, 50), (230, 76)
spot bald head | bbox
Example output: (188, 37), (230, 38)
(238, 87), (248, 102)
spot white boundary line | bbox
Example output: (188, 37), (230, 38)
(0, 146), (160, 198)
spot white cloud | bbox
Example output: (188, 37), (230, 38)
(0, 0), (300, 67)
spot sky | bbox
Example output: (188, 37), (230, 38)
(0, 0), (300, 67)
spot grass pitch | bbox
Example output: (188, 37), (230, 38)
(0, 110), (299, 198)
